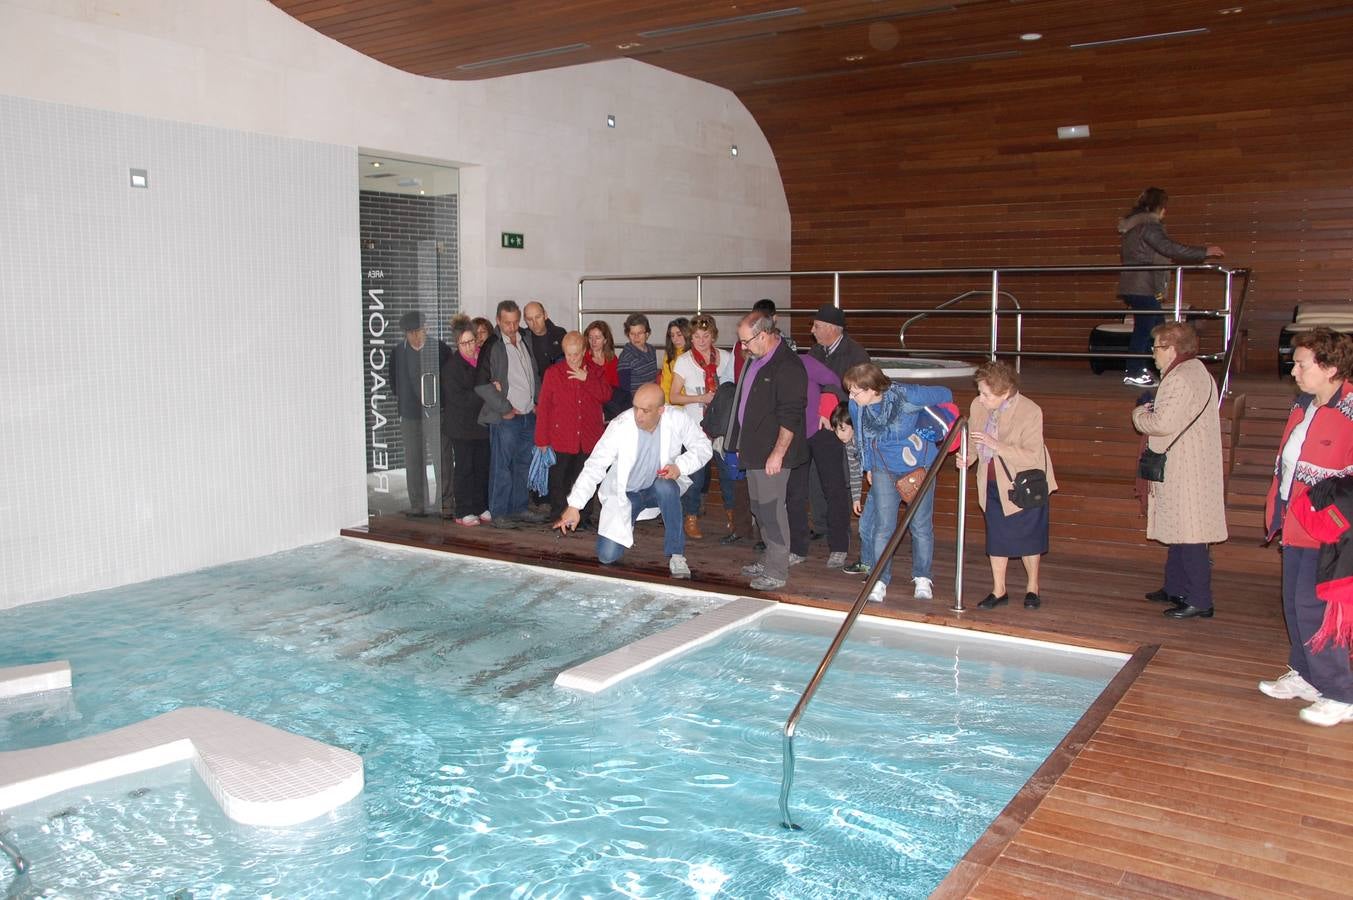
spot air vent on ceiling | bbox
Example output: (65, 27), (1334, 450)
(638, 7), (803, 39)
(1069, 28), (1208, 50)
(363, 172), (398, 179)
(458, 43), (590, 71)
(750, 49), (1019, 86)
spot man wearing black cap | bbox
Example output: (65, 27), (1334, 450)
(389, 310), (442, 517)
(807, 304), (870, 556)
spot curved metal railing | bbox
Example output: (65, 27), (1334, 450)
(900, 289), (1024, 371)
(778, 415), (967, 830)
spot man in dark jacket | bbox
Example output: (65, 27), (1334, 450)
(522, 301), (567, 389)
(389, 311), (446, 517)
(726, 311), (808, 590)
(475, 301), (548, 528)
(807, 303), (872, 547)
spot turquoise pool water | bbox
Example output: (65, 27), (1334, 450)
(0, 540), (1122, 897)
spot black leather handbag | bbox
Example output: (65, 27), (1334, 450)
(1137, 399), (1208, 483)
(997, 451), (1049, 509)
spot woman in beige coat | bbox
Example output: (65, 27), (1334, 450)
(1131, 322), (1228, 619)
(958, 360), (1057, 610)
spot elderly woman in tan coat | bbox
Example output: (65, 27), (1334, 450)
(1131, 322), (1227, 619)
(958, 360), (1057, 611)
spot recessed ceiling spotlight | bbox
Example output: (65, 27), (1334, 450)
(607, 114), (616, 128)
(616, 41), (641, 50)
(1218, 6), (1243, 14)
(371, 161), (381, 167)
(1020, 32), (1043, 41)
(419, 189), (426, 195)
(844, 54), (865, 62)
(730, 145), (739, 158)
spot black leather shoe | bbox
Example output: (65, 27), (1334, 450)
(977, 593), (1009, 610)
(754, 540), (767, 552)
(719, 532), (743, 546)
(1164, 604), (1214, 619)
(1145, 588), (1186, 606)
(1024, 592), (1041, 609)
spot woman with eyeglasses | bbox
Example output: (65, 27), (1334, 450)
(842, 363), (953, 604)
(1257, 327), (1353, 727)
(1130, 321), (1227, 619)
(440, 315), (490, 526)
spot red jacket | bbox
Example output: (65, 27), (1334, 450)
(1265, 380), (1353, 549)
(534, 358), (613, 454)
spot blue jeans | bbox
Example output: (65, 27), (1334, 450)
(488, 413), (535, 518)
(859, 468), (935, 586)
(1122, 294), (1162, 376)
(597, 478), (686, 563)
(682, 454), (739, 516)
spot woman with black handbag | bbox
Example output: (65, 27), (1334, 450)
(958, 360), (1056, 611)
(1131, 322), (1227, 619)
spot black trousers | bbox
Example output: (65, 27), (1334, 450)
(451, 438), (489, 518)
(549, 451), (590, 520)
(1284, 545), (1353, 702)
(1163, 543), (1212, 610)
(788, 431), (851, 555)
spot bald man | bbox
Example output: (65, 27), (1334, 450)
(555, 383), (712, 579)
(522, 300), (567, 388)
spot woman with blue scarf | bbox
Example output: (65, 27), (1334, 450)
(843, 363), (953, 604)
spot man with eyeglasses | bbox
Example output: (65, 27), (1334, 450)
(554, 383), (712, 580)
(724, 311), (809, 591)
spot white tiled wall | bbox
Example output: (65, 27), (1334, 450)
(0, 94), (365, 609)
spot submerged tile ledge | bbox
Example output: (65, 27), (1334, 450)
(556, 596), (777, 693)
(0, 707), (363, 827)
(0, 661), (72, 699)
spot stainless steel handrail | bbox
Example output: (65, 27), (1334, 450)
(779, 415), (966, 830)
(1, 829), (27, 884)
(576, 264), (1251, 389)
(901, 289), (1023, 372)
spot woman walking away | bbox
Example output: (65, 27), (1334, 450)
(1258, 327), (1353, 727)
(958, 360), (1056, 610)
(1117, 187), (1224, 387)
(1131, 322), (1227, 619)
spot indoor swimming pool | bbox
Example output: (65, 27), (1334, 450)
(0, 540), (1123, 898)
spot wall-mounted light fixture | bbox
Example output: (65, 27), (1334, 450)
(129, 168), (148, 188)
(607, 114), (616, 128)
(1020, 33), (1043, 42)
(1056, 124), (1090, 140)
(730, 145), (739, 158)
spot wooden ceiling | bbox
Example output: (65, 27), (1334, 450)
(270, 0), (1352, 92)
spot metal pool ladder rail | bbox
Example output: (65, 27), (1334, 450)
(1, 828), (27, 887)
(779, 415), (967, 830)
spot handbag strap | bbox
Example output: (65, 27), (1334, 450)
(996, 447), (1047, 481)
(1161, 381), (1214, 454)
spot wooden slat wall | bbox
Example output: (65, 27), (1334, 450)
(737, 15), (1353, 372)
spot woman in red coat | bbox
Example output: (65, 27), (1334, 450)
(1258, 327), (1353, 727)
(535, 331), (613, 525)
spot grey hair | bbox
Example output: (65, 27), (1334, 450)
(739, 310), (775, 337)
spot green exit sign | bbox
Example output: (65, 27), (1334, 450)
(501, 232), (525, 250)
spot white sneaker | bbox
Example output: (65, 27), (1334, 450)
(456, 514), (481, 527)
(913, 577), (934, 601)
(826, 551), (847, 569)
(669, 554), (691, 580)
(867, 582), (887, 603)
(479, 510), (493, 523)
(788, 553), (806, 566)
(1299, 697), (1353, 727)
(1258, 669), (1321, 702)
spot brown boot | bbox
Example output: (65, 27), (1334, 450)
(684, 514), (703, 540)
(724, 509), (735, 533)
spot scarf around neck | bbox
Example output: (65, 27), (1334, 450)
(692, 346), (720, 393)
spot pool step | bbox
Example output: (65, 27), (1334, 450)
(555, 596), (777, 694)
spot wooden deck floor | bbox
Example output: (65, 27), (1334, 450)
(347, 371), (1353, 898)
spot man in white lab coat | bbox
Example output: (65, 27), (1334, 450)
(554, 383), (712, 579)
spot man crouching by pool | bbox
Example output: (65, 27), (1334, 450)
(554, 383), (712, 580)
